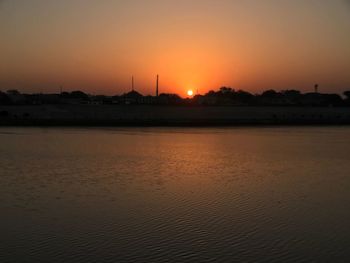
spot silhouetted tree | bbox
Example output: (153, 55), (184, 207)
(282, 90), (301, 97)
(157, 93), (182, 105)
(206, 90), (217, 96)
(323, 94), (343, 106)
(6, 89), (20, 95)
(343, 91), (350, 100)
(0, 91), (12, 105)
(261, 89), (279, 98)
(281, 90), (302, 105)
(70, 91), (89, 100)
(219, 87), (233, 94)
(233, 90), (255, 104)
(123, 90), (143, 98)
(60, 92), (70, 98)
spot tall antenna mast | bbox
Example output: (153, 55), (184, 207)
(156, 74), (159, 97)
(131, 76), (134, 91)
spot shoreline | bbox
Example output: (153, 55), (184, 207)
(1, 105), (350, 127)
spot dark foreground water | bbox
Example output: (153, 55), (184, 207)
(0, 127), (350, 262)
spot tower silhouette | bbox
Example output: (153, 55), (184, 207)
(156, 75), (159, 97)
(131, 76), (134, 91)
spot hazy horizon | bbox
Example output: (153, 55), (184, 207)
(1, 0), (350, 96)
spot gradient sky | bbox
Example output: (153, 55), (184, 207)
(1, 0), (350, 95)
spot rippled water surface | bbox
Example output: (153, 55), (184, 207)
(1, 127), (350, 262)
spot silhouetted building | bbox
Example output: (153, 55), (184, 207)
(122, 90), (143, 104)
(6, 90), (26, 104)
(157, 93), (182, 105)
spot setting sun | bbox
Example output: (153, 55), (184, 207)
(187, 90), (194, 97)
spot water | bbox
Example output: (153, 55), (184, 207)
(1, 127), (350, 262)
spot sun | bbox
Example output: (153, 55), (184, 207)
(187, 90), (194, 96)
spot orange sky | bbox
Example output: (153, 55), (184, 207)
(1, 0), (350, 96)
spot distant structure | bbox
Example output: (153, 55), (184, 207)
(315, 84), (319, 93)
(131, 76), (135, 91)
(131, 76), (134, 91)
(156, 75), (159, 97)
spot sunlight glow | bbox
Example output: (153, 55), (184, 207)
(187, 90), (194, 97)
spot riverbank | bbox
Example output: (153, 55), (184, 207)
(1, 105), (350, 126)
